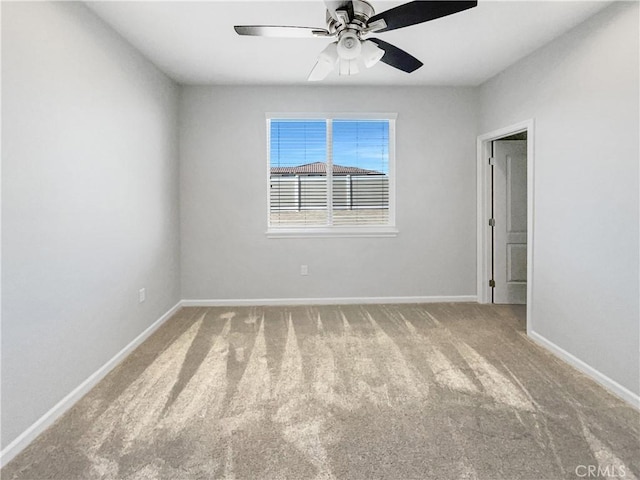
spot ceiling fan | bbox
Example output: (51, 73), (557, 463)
(234, 0), (477, 81)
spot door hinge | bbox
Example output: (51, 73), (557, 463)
(488, 157), (495, 166)
(489, 279), (496, 288)
(489, 218), (496, 227)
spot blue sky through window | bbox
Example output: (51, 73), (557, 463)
(270, 120), (326, 168)
(270, 119), (389, 174)
(333, 120), (389, 174)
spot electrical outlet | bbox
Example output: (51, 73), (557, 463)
(300, 265), (309, 276)
(139, 288), (146, 303)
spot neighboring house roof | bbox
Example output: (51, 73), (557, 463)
(271, 162), (383, 176)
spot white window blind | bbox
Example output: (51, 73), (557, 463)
(332, 120), (389, 226)
(269, 120), (328, 226)
(268, 115), (395, 235)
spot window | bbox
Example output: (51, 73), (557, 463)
(267, 114), (397, 237)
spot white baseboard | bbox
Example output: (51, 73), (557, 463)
(0, 301), (182, 468)
(529, 330), (640, 409)
(181, 295), (478, 307)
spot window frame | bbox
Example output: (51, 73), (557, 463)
(266, 112), (398, 238)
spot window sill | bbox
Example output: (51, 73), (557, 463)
(266, 226), (399, 239)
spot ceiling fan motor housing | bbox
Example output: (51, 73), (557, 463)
(327, 0), (375, 35)
(349, 0), (375, 27)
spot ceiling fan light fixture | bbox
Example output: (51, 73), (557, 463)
(339, 58), (359, 76)
(308, 42), (339, 81)
(336, 30), (362, 60)
(361, 39), (385, 68)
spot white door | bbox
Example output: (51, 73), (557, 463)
(493, 140), (527, 304)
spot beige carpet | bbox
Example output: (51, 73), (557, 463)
(2, 304), (639, 480)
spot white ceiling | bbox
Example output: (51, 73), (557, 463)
(86, 1), (611, 86)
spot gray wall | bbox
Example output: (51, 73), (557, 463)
(179, 86), (478, 301)
(1, 2), (181, 448)
(480, 2), (639, 396)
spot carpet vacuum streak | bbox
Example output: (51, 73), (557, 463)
(2, 304), (639, 480)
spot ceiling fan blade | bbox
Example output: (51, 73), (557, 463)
(366, 1), (477, 33)
(361, 40), (385, 68)
(234, 25), (331, 38)
(368, 38), (423, 73)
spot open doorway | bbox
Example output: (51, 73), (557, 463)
(492, 134), (527, 304)
(477, 121), (534, 333)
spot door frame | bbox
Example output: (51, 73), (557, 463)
(476, 120), (535, 334)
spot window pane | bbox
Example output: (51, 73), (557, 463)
(269, 120), (328, 226)
(332, 120), (389, 226)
